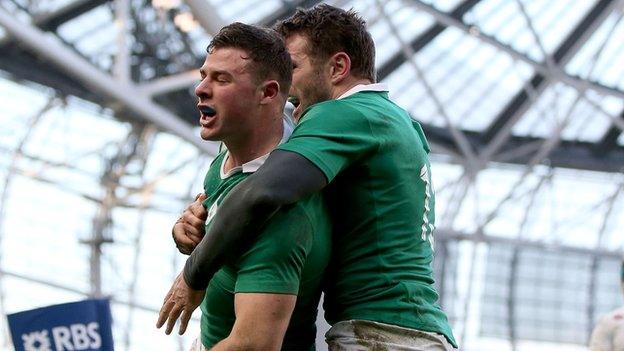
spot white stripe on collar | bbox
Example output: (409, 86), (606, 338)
(337, 83), (389, 100)
(220, 115), (293, 179)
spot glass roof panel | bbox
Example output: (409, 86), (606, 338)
(469, 0), (599, 62)
(562, 92), (623, 142)
(566, 10), (624, 91)
(521, 0), (596, 55)
(28, 0), (78, 15)
(57, 5), (113, 44)
(367, 0), (435, 68)
(481, 246), (621, 345)
(422, 0), (465, 12)
(435, 160), (624, 250)
(210, 0), (284, 24)
(368, 10), (403, 67)
(512, 83), (620, 142)
(468, 0), (543, 61)
(547, 169), (620, 248)
(385, 26), (534, 131)
(1, 2), (623, 350)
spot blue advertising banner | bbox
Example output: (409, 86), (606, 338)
(7, 298), (114, 351)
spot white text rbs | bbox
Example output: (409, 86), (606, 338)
(21, 322), (102, 351)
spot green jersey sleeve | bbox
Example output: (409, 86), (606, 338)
(278, 100), (379, 182)
(233, 203), (314, 294)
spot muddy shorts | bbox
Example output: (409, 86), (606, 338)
(326, 320), (454, 351)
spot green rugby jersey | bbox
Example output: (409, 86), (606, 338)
(200, 151), (331, 350)
(278, 85), (457, 347)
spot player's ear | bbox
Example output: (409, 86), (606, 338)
(329, 52), (351, 84)
(259, 80), (280, 105)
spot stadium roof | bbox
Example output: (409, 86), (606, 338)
(0, 1), (623, 350)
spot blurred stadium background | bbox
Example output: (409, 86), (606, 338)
(0, 0), (623, 350)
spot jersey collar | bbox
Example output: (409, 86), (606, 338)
(336, 83), (389, 100)
(220, 116), (293, 178)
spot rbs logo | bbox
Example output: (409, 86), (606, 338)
(21, 323), (102, 351)
(8, 299), (113, 351)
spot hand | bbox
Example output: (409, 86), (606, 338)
(173, 193), (208, 254)
(157, 273), (205, 335)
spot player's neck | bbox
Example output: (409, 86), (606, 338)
(223, 115), (283, 172)
(331, 77), (372, 99)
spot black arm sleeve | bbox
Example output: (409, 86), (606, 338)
(183, 149), (328, 290)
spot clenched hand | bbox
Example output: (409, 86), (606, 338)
(173, 193), (208, 254)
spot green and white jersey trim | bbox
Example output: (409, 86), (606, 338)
(336, 83), (389, 100)
(218, 117), (292, 179)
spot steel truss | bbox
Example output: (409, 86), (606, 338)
(0, 1), (623, 350)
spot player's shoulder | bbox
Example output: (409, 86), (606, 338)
(304, 98), (364, 119)
(296, 100), (369, 133)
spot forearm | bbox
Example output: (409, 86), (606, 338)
(210, 335), (279, 351)
(183, 150), (327, 290)
(209, 293), (294, 351)
(183, 181), (281, 290)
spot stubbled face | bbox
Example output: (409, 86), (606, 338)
(195, 47), (259, 142)
(286, 34), (332, 121)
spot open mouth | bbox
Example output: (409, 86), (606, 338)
(199, 106), (216, 117)
(288, 96), (300, 108)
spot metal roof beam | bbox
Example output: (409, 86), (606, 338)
(407, 0), (623, 99)
(595, 109), (624, 154)
(377, 0), (481, 81)
(422, 123), (624, 172)
(183, 0), (226, 36)
(0, 6), (215, 155)
(0, 0), (112, 102)
(36, 0), (111, 31)
(481, 0), (617, 153)
(0, 50), (101, 102)
(0, 0), (110, 48)
(436, 229), (624, 259)
(131, 0), (325, 99)
(137, 69), (198, 97)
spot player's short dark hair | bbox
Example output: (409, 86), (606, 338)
(275, 4), (376, 82)
(208, 22), (292, 97)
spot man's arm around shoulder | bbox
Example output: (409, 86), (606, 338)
(184, 150), (326, 290)
(211, 293), (296, 351)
